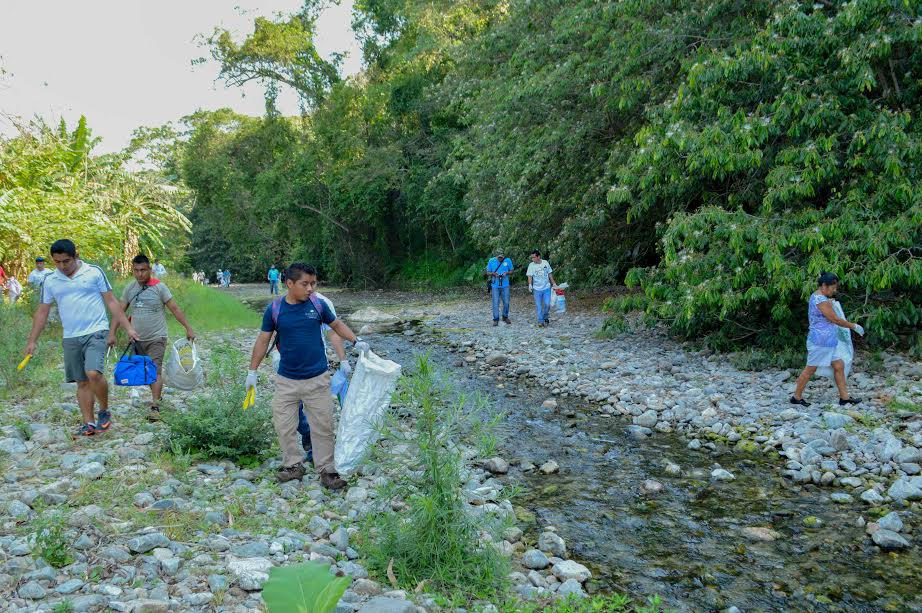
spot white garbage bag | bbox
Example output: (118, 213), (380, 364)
(335, 349), (401, 476)
(817, 300), (854, 379)
(164, 339), (204, 391)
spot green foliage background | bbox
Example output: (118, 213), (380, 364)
(54, 0), (922, 351)
(0, 118), (192, 277)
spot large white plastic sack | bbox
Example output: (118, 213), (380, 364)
(164, 339), (204, 391)
(817, 300), (853, 379)
(334, 349), (401, 476)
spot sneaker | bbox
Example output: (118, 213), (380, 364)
(839, 397), (862, 406)
(789, 397), (811, 407)
(146, 406), (161, 422)
(95, 410), (112, 432)
(493, 320), (499, 327)
(276, 463), (306, 483)
(320, 471), (347, 491)
(503, 317), (511, 325)
(74, 422), (98, 437)
(544, 318), (550, 326)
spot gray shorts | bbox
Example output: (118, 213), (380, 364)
(135, 337), (167, 371)
(62, 330), (109, 383)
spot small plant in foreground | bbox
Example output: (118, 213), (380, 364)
(360, 354), (508, 598)
(261, 562), (350, 613)
(32, 512), (74, 568)
(162, 345), (272, 462)
(52, 601), (74, 613)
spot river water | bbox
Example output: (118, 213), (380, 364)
(238, 287), (922, 612)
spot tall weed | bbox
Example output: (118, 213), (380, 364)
(162, 344), (273, 463)
(360, 354), (508, 599)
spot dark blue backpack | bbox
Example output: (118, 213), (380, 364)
(114, 342), (158, 387)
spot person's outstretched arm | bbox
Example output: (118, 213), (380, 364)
(166, 298), (196, 340)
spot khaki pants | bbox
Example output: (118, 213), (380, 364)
(273, 373), (335, 473)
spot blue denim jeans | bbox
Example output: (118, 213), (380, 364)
(533, 287), (551, 323)
(269, 280), (279, 295)
(491, 285), (510, 321)
(296, 405), (313, 462)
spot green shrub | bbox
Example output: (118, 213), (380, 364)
(360, 354), (508, 598)
(261, 562), (350, 613)
(162, 344), (273, 463)
(32, 512), (74, 568)
(608, 1), (922, 353)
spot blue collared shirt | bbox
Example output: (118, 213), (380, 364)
(486, 257), (513, 288)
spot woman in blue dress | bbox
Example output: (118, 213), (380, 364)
(790, 272), (865, 407)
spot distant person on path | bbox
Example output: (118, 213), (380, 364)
(215, 269), (223, 286)
(23, 239), (139, 437)
(111, 254), (196, 421)
(28, 257), (56, 319)
(199, 270), (207, 286)
(790, 272), (865, 407)
(223, 269), (231, 287)
(527, 250), (557, 327)
(152, 259), (167, 278)
(246, 263), (363, 489)
(28, 257), (53, 287)
(485, 248), (513, 326)
(268, 265), (280, 295)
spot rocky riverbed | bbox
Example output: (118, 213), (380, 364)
(2, 286), (920, 612)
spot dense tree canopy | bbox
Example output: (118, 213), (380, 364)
(170, 0), (920, 350)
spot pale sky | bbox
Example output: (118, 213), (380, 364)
(0, 0), (361, 153)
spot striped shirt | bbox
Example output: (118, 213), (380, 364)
(41, 261), (113, 338)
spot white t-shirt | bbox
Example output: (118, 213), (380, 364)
(41, 261), (112, 338)
(152, 263), (167, 277)
(527, 260), (553, 291)
(28, 268), (53, 285)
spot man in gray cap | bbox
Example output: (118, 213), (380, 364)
(484, 248), (513, 326)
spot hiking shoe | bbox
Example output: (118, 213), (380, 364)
(146, 406), (161, 422)
(789, 397), (811, 407)
(276, 463), (306, 483)
(839, 397), (862, 406)
(74, 422), (98, 437)
(321, 471), (347, 491)
(493, 320), (499, 327)
(95, 410), (112, 432)
(503, 317), (511, 324)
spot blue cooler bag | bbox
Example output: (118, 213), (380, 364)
(114, 342), (158, 387)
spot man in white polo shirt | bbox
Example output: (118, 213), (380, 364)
(23, 239), (139, 437)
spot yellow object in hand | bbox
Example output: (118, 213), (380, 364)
(18, 354), (32, 371)
(242, 387), (255, 410)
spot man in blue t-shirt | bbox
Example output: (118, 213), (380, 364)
(485, 248), (514, 326)
(246, 263), (365, 489)
(267, 266), (280, 295)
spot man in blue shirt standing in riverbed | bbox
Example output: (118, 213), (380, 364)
(245, 263), (365, 489)
(485, 248), (513, 327)
(267, 265), (280, 295)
